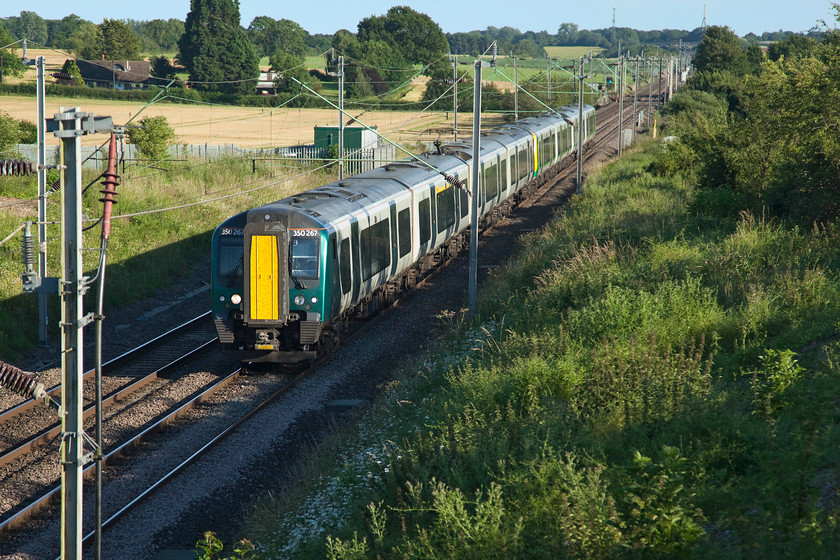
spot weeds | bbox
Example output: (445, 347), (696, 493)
(243, 145), (840, 558)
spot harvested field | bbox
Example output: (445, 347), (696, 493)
(1, 94), (477, 148)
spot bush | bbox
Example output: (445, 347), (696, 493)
(126, 115), (176, 163)
(0, 110), (21, 157)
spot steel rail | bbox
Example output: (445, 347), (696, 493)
(0, 312), (213, 424)
(0, 338), (217, 470)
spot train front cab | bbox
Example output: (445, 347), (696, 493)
(214, 207), (329, 363)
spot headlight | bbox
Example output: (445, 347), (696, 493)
(230, 293), (242, 305)
(310, 296), (318, 304)
(294, 294), (305, 306)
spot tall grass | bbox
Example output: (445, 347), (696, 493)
(244, 141), (840, 559)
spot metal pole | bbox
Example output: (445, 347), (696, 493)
(669, 57), (674, 99)
(577, 57), (584, 194)
(58, 106), (85, 560)
(468, 61), (482, 320)
(36, 56), (48, 345)
(633, 56), (639, 144)
(338, 56), (344, 181)
(547, 57), (551, 106)
(452, 55), (458, 141)
(513, 55), (518, 121)
(679, 39), (683, 76)
(617, 57), (624, 156)
(658, 57), (663, 111)
(648, 57), (653, 128)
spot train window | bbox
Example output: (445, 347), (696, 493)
(459, 176), (469, 219)
(290, 237), (320, 279)
(501, 156), (508, 190)
(518, 147), (529, 180)
(549, 132), (556, 162)
(340, 238), (351, 294)
(398, 208), (411, 257)
(436, 184), (456, 233)
(485, 162), (498, 200)
(419, 198), (431, 244)
(361, 219), (391, 280)
(217, 238), (244, 285)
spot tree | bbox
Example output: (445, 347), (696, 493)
(692, 25), (748, 74)
(767, 34), (819, 61)
(61, 59), (85, 85)
(46, 14), (93, 50)
(178, 0), (260, 95)
(269, 52), (309, 94)
(150, 55), (178, 80)
(0, 25), (25, 81)
(67, 23), (101, 59)
(99, 19), (142, 60)
(514, 38), (540, 58)
(127, 116), (176, 163)
(248, 16), (307, 57)
(556, 23), (579, 45)
(357, 6), (448, 65)
(7, 11), (48, 44)
(141, 18), (185, 51)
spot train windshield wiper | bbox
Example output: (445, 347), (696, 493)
(227, 256), (243, 287)
(288, 255), (307, 289)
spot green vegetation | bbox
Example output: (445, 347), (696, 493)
(0, 110), (22, 157)
(237, 141), (840, 558)
(178, 0), (260, 95)
(126, 115), (176, 163)
(544, 46), (606, 59)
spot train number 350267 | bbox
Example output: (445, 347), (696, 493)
(291, 229), (319, 237)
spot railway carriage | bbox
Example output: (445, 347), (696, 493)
(211, 104), (596, 362)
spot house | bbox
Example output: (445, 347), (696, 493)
(257, 72), (277, 95)
(75, 59), (152, 90)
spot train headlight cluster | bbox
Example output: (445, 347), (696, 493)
(294, 294), (305, 306)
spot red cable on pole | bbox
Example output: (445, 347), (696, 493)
(99, 132), (120, 240)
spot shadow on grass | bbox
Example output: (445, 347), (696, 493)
(0, 229), (212, 363)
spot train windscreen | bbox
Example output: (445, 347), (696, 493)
(217, 237), (244, 286)
(290, 237), (320, 279)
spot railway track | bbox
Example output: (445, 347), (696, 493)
(0, 313), (221, 537)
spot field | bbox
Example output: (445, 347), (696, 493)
(0, 94), (471, 149)
(544, 45), (607, 59)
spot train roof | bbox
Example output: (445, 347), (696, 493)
(238, 104), (595, 232)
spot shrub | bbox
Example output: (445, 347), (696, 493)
(126, 115), (176, 163)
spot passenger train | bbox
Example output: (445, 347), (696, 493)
(211, 104), (596, 362)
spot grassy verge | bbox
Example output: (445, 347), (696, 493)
(0, 157), (338, 360)
(242, 142), (840, 558)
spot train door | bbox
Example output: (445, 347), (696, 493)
(243, 221), (289, 324)
(389, 202), (398, 275)
(350, 219), (361, 302)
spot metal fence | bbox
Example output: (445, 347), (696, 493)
(12, 142), (400, 174)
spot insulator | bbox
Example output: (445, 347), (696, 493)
(0, 159), (34, 176)
(0, 361), (46, 401)
(21, 224), (36, 267)
(491, 41), (498, 59)
(99, 171), (120, 204)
